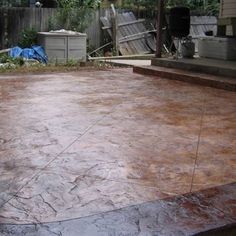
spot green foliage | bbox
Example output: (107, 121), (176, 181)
(166, 0), (219, 15)
(18, 28), (38, 48)
(122, 0), (220, 16)
(65, 59), (79, 66)
(0, 54), (24, 66)
(122, 0), (158, 10)
(0, 54), (10, 63)
(12, 57), (25, 66)
(204, 0), (220, 16)
(49, 0), (100, 32)
(56, 0), (101, 8)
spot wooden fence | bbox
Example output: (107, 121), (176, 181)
(0, 8), (56, 49)
(0, 7), (156, 50)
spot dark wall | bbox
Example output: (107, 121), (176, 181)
(40, 0), (57, 8)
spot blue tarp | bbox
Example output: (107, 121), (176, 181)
(9, 46), (48, 64)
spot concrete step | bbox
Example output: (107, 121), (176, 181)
(151, 58), (236, 78)
(133, 65), (236, 92)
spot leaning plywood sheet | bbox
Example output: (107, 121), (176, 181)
(190, 16), (217, 37)
(100, 11), (156, 55)
(190, 16), (217, 52)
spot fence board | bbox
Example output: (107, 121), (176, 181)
(0, 7), (56, 49)
(0, 7), (156, 51)
(85, 10), (102, 49)
(101, 11), (155, 55)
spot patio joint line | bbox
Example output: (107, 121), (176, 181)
(190, 96), (206, 193)
(2, 102), (122, 209)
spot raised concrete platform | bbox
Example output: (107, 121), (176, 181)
(102, 59), (151, 67)
(133, 65), (236, 91)
(151, 57), (236, 78)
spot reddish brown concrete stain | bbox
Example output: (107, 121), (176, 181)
(0, 68), (235, 224)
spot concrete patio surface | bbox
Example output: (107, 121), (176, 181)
(0, 68), (235, 235)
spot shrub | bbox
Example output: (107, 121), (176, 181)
(18, 28), (38, 48)
(49, 0), (100, 32)
(0, 54), (24, 66)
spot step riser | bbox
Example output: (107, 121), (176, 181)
(151, 59), (236, 78)
(196, 223), (236, 236)
(133, 66), (236, 92)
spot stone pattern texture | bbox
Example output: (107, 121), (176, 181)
(0, 69), (235, 234)
(0, 183), (235, 236)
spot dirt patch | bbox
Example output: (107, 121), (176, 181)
(0, 63), (122, 76)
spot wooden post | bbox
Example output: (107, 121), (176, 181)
(155, 0), (164, 58)
(111, 4), (119, 56)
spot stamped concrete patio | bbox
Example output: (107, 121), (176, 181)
(0, 68), (235, 235)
